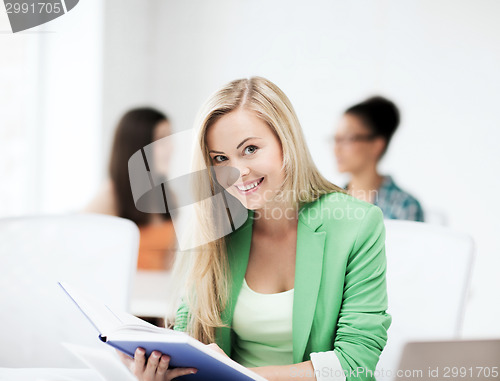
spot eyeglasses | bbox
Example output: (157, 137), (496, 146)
(331, 134), (377, 145)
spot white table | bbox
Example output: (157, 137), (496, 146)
(0, 368), (102, 381)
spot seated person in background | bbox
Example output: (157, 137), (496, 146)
(85, 107), (177, 270)
(333, 96), (424, 222)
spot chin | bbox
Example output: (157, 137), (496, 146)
(239, 200), (263, 211)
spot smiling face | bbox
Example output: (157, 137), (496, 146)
(206, 108), (285, 211)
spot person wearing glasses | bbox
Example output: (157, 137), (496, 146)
(333, 96), (424, 222)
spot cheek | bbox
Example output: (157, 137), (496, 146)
(269, 152), (284, 179)
(357, 146), (374, 161)
(214, 166), (239, 189)
(347, 145), (368, 160)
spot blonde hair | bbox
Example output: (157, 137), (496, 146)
(171, 76), (345, 344)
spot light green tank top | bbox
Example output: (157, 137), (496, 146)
(231, 277), (294, 367)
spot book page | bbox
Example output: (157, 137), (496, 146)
(59, 281), (123, 334)
(62, 342), (138, 381)
(59, 281), (183, 337)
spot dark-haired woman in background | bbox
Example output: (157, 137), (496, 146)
(333, 96), (424, 222)
(85, 107), (177, 270)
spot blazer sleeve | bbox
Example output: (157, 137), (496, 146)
(333, 206), (392, 380)
(172, 298), (189, 332)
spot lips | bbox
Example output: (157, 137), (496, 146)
(235, 177), (264, 194)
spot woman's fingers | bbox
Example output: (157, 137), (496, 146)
(155, 354), (170, 379)
(133, 347), (147, 378)
(129, 347), (197, 381)
(166, 367), (198, 381)
(143, 351), (162, 380)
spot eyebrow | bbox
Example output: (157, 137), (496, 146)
(209, 137), (262, 154)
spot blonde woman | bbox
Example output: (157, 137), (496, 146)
(120, 77), (391, 381)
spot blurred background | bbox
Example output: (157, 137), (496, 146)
(1, 0), (499, 342)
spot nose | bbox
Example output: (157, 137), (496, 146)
(232, 159), (250, 180)
(237, 164), (250, 178)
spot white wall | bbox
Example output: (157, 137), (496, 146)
(100, 0), (161, 168)
(0, 0), (104, 215)
(36, 0), (104, 213)
(0, 9), (39, 216)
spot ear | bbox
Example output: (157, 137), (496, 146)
(372, 137), (387, 161)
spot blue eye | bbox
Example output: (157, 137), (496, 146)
(213, 155), (227, 163)
(244, 145), (258, 155)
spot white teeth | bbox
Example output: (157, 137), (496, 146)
(237, 178), (262, 191)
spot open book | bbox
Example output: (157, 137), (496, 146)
(58, 282), (268, 381)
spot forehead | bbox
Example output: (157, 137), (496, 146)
(206, 108), (272, 150)
(336, 113), (370, 135)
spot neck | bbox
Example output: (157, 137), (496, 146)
(252, 200), (299, 238)
(348, 165), (384, 203)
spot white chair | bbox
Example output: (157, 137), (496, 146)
(376, 220), (475, 380)
(422, 207), (449, 226)
(0, 213), (139, 368)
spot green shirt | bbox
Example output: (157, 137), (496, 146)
(231, 277), (294, 367)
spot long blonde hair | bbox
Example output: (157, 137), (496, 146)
(171, 77), (345, 344)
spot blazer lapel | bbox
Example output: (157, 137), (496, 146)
(293, 201), (326, 363)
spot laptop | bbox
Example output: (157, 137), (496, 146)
(395, 339), (500, 380)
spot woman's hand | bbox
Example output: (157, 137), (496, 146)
(205, 343), (230, 358)
(117, 347), (198, 381)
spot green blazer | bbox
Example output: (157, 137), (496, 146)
(174, 192), (391, 379)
